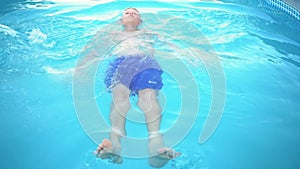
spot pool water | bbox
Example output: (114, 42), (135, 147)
(1, 1), (299, 169)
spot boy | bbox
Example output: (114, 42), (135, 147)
(94, 8), (180, 168)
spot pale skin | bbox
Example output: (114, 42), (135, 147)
(94, 8), (180, 167)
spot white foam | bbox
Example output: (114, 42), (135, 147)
(49, 0), (114, 5)
(68, 11), (120, 21)
(0, 24), (18, 37)
(27, 28), (56, 48)
(43, 66), (74, 74)
(27, 28), (47, 44)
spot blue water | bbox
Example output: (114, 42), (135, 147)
(1, 1), (300, 169)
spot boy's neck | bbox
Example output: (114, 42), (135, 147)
(123, 26), (138, 32)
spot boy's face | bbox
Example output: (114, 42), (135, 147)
(121, 8), (141, 28)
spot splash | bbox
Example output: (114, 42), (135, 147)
(0, 24), (18, 37)
(27, 28), (55, 48)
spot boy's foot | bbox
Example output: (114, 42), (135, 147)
(157, 147), (181, 160)
(94, 139), (123, 164)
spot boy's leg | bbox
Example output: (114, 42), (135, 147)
(137, 89), (180, 168)
(95, 83), (130, 164)
(110, 84), (131, 155)
(137, 89), (167, 168)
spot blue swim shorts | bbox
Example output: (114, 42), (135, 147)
(104, 55), (163, 93)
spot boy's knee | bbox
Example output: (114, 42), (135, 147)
(138, 89), (156, 101)
(137, 96), (151, 112)
(112, 96), (130, 106)
(111, 84), (130, 105)
(137, 89), (160, 112)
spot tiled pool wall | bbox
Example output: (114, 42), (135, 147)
(223, 0), (299, 21)
(264, 0), (300, 20)
(259, 0), (300, 31)
(224, 0), (300, 30)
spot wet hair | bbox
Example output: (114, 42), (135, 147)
(124, 7), (140, 15)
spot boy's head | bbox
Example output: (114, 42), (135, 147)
(121, 8), (142, 28)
